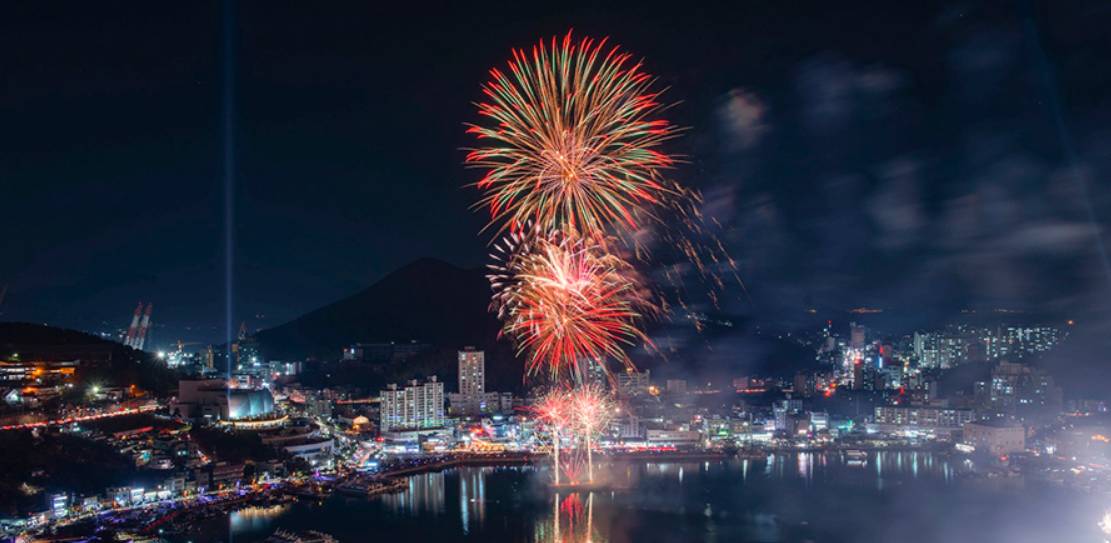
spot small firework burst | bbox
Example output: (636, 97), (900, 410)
(567, 383), (617, 438)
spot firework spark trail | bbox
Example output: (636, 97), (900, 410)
(466, 31), (679, 238)
(533, 388), (573, 485)
(567, 383), (616, 483)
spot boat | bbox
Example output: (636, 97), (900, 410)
(266, 529), (338, 543)
(336, 478), (407, 497)
(844, 449), (868, 466)
(737, 449), (769, 460)
(284, 484), (330, 499)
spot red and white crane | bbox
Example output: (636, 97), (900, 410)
(135, 303), (153, 350)
(124, 302), (143, 347)
(124, 302), (154, 350)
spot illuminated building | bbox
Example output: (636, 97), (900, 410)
(616, 369), (651, 397)
(194, 462), (246, 489)
(961, 420), (1025, 455)
(808, 411), (829, 432)
(645, 429), (700, 444)
(913, 331), (939, 368)
(50, 493), (69, 519)
(872, 406), (974, 436)
(914, 331), (964, 369)
(282, 438), (335, 467)
(379, 377), (445, 431)
(0, 360), (77, 386)
(793, 372), (815, 397)
(174, 379), (275, 420)
(773, 399), (803, 432)
(618, 412), (643, 439)
(268, 360), (301, 378)
(342, 341), (430, 363)
(937, 336), (965, 368)
(584, 358), (608, 388)
(849, 322), (866, 349)
(1050, 424), (1111, 464)
(227, 389), (276, 419)
(979, 361), (1062, 415)
(666, 379), (688, 395)
(456, 348), (485, 416)
(851, 361), (864, 390)
(448, 349), (516, 416)
(995, 325), (1063, 358)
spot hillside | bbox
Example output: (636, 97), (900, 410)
(252, 258), (523, 390)
(254, 258), (500, 359)
(0, 322), (178, 393)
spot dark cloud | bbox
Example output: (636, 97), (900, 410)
(718, 88), (768, 150)
(795, 55), (906, 133)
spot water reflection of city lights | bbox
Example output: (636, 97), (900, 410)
(537, 492), (600, 543)
(459, 468), (488, 535)
(382, 472), (446, 516)
(228, 503), (291, 532)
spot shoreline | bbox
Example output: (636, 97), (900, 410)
(26, 448), (962, 539)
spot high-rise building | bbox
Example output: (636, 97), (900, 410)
(793, 371), (815, 397)
(937, 335), (966, 369)
(773, 399), (803, 433)
(379, 377), (445, 431)
(584, 358), (609, 388)
(458, 348), (485, 398)
(914, 330), (966, 369)
(454, 348), (486, 416)
(850, 322), (866, 349)
(983, 361), (1062, 415)
(914, 331), (939, 368)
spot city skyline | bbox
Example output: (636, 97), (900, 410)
(3, 3), (1111, 541)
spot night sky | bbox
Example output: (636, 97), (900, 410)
(3, 2), (1110, 351)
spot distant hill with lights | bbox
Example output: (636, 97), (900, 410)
(250, 257), (828, 393)
(0, 322), (177, 393)
(0, 322), (138, 364)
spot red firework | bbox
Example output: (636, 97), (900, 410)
(489, 230), (652, 382)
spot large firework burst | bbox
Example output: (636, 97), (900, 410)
(489, 230), (653, 382)
(466, 31), (679, 238)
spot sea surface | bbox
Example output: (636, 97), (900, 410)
(178, 452), (1106, 542)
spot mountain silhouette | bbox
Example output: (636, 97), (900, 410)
(252, 258), (523, 390)
(255, 258), (501, 359)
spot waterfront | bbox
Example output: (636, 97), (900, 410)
(175, 452), (1106, 542)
